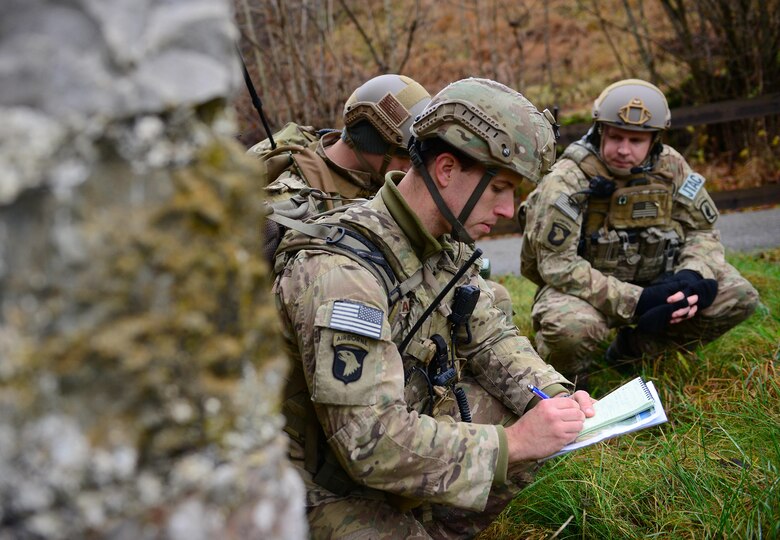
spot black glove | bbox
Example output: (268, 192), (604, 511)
(673, 269), (718, 309)
(682, 278), (719, 310)
(635, 281), (686, 318)
(637, 298), (690, 334)
(674, 269), (704, 285)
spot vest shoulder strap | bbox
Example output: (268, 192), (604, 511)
(288, 146), (340, 198)
(562, 142), (609, 180)
(272, 213), (419, 306)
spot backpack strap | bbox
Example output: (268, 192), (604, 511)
(261, 143), (340, 210)
(271, 210), (413, 306)
(289, 148), (340, 199)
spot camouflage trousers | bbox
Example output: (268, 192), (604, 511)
(304, 378), (539, 539)
(532, 262), (759, 381)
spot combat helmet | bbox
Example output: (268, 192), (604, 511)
(592, 79), (670, 132)
(342, 74), (431, 184)
(409, 77), (557, 243)
(588, 78), (670, 173)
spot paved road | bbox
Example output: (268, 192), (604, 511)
(476, 206), (780, 277)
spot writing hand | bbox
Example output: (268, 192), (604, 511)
(505, 398), (586, 462)
(567, 390), (596, 417)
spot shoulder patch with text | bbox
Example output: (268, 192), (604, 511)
(328, 301), (383, 339)
(678, 173), (705, 200)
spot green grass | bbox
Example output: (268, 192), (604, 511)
(480, 248), (780, 539)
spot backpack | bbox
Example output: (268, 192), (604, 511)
(247, 121), (321, 159)
(250, 123), (414, 301)
(248, 122), (344, 194)
(264, 199), (423, 307)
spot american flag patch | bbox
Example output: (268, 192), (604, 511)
(632, 201), (659, 219)
(554, 193), (580, 221)
(329, 301), (384, 339)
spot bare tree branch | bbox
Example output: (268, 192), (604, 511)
(582, 0), (628, 77)
(396, 0), (423, 73)
(621, 0), (658, 82)
(504, 0), (529, 92)
(543, 1), (557, 101)
(238, 0), (269, 102)
(384, 0), (394, 68)
(338, 0), (388, 72)
(489, 0), (499, 80)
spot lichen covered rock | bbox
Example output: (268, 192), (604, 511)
(0, 133), (306, 538)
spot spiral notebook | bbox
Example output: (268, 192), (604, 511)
(579, 376), (655, 437)
(546, 379), (666, 459)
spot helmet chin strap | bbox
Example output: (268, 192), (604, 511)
(410, 141), (497, 244)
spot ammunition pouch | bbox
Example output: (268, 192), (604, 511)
(582, 226), (680, 284)
(580, 183), (679, 284)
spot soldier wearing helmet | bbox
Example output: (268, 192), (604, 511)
(520, 79), (759, 386)
(252, 73), (431, 214)
(254, 74), (515, 320)
(273, 78), (595, 538)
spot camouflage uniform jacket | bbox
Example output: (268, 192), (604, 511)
(521, 139), (723, 323)
(274, 177), (570, 511)
(265, 130), (382, 212)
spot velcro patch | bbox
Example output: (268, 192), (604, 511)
(553, 193), (580, 221)
(679, 173), (705, 200)
(546, 221), (572, 248)
(377, 92), (410, 127)
(698, 198), (719, 224)
(332, 345), (368, 384)
(328, 301), (383, 339)
(632, 200), (659, 219)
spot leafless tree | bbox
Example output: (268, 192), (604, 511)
(235, 0), (427, 144)
(233, 0), (777, 175)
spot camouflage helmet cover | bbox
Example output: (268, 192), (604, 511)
(342, 74), (431, 149)
(410, 77), (556, 184)
(592, 78), (671, 132)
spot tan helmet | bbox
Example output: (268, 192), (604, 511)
(342, 74), (431, 152)
(410, 77), (556, 184)
(592, 79), (671, 132)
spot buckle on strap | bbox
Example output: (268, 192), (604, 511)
(388, 286), (402, 306)
(325, 226), (347, 244)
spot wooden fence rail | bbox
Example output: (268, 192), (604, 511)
(489, 93), (780, 237)
(556, 93), (780, 146)
(491, 182), (780, 237)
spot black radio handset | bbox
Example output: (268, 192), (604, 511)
(449, 285), (480, 344)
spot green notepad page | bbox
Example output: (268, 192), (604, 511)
(580, 377), (655, 437)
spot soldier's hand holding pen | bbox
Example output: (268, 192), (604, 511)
(503, 386), (596, 462)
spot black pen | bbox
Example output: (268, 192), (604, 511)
(527, 384), (550, 400)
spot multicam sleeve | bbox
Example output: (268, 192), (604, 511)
(669, 151), (724, 280)
(526, 165), (642, 322)
(459, 272), (573, 415)
(276, 250), (504, 511)
(675, 228), (725, 280)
